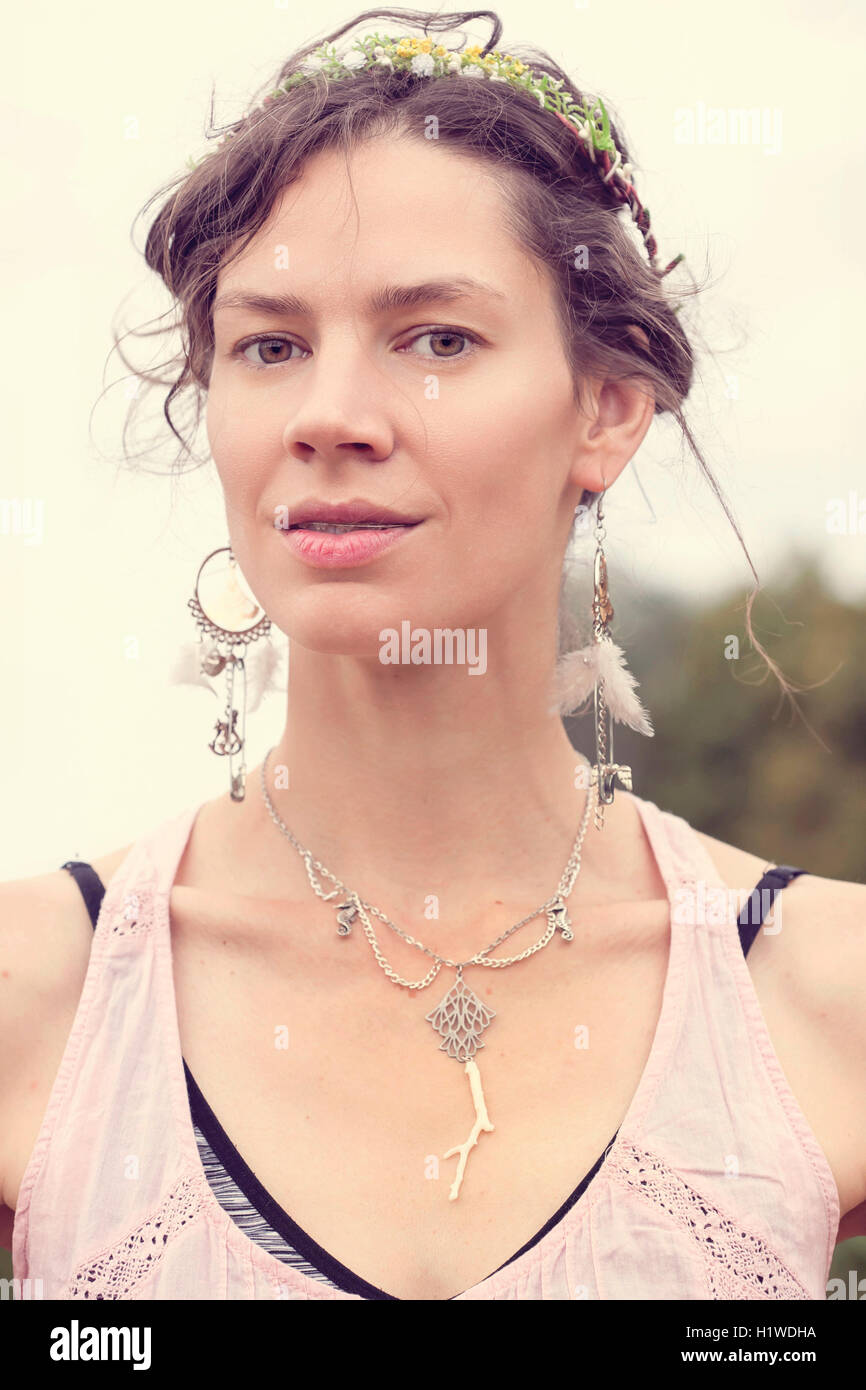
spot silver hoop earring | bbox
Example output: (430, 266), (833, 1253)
(184, 545), (272, 802)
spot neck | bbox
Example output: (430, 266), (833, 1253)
(247, 634), (604, 941)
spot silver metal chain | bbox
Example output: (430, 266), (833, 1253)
(259, 746), (598, 992)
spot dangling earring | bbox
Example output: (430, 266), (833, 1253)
(173, 545), (278, 802)
(550, 492), (653, 830)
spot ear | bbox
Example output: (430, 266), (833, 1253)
(566, 367), (655, 495)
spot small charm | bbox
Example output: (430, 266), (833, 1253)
(596, 762), (633, 804)
(425, 971), (496, 1061)
(594, 549), (614, 627)
(335, 897), (359, 936)
(548, 896), (574, 941)
(210, 707), (242, 756)
(199, 640), (227, 678)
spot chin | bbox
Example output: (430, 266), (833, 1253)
(276, 592), (415, 660)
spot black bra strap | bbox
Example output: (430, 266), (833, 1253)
(61, 861), (106, 931)
(737, 866), (808, 958)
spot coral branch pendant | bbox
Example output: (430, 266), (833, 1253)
(425, 970), (497, 1200)
(443, 1058), (495, 1200)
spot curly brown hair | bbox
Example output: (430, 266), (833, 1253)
(107, 6), (814, 719)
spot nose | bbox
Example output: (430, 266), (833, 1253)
(281, 341), (397, 468)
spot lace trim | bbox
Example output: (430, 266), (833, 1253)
(607, 1141), (811, 1299)
(109, 887), (154, 936)
(61, 1171), (206, 1299)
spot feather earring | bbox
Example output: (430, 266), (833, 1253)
(551, 494), (653, 829)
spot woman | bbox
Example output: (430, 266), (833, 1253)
(2, 8), (864, 1302)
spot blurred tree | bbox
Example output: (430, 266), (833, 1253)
(566, 554), (866, 881)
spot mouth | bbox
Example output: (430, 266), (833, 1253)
(288, 520), (418, 534)
(280, 518), (423, 569)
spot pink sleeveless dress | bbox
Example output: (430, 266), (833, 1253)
(12, 793), (840, 1299)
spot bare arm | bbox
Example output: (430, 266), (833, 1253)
(758, 871), (866, 1236)
(0, 870), (103, 1235)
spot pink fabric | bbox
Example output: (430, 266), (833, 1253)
(13, 792), (840, 1299)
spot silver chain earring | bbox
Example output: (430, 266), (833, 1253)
(550, 492), (654, 829)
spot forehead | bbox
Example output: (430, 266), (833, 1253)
(216, 135), (548, 303)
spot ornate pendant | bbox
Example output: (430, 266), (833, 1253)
(426, 970), (497, 1200)
(425, 971), (496, 1062)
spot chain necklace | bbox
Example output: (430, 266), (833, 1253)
(259, 745), (598, 1200)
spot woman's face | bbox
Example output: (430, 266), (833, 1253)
(206, 134), (602, 656)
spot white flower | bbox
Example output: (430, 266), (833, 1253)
(535, 89), (547, 107)
(375, 56), (394, 69)
(489, 73), (508, 83)
(373, 45), (385, 57)
(461, 63), (486, 77)
(343, 50), (368, 71)
(447, 55), (462, 72)
(300, 56), (326, 73)
(410, 53), (435, 77)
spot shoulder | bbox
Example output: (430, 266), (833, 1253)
(0, 843), (135, 947)
(693, 820), (866, 1229)
(0, 843), (135, 976)
(693, 823), (866, 1033)
(0, 845), (133, 1209)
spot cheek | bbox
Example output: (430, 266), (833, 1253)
(206, 391), (272, 517)
(451, 391), (560, 529)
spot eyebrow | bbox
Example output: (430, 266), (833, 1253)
(212, 276), (507, 319)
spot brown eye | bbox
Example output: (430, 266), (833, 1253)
(241, 337), (297, 366)
(401, 328), (478, 361)
(428, 331), (466, 357)
(231, 335), (303, 369)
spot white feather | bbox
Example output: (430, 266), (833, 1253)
(243, 638), (285, 713)
(168, 641), (219, 696)
(168, 638), (286, 714)
(549, 643), (600, 717)
(551, 637), (653, 735)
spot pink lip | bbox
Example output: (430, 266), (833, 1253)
(280, 523), (422, 569)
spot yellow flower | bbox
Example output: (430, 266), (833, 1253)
(419, 38), (432, 53)
(433, 44), (447, 57)
(464, 44), (482, 58)
(512, 60), (526, 74)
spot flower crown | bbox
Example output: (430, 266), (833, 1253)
(187, 31), (685, 281)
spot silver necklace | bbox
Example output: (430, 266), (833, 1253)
(259, 745), (598, 1200)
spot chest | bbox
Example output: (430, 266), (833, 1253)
(170, 894), (672, 1300)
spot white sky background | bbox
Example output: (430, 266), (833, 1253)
(2, 0), (864, 873)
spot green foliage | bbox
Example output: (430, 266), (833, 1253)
(568, 556), (866, 881)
